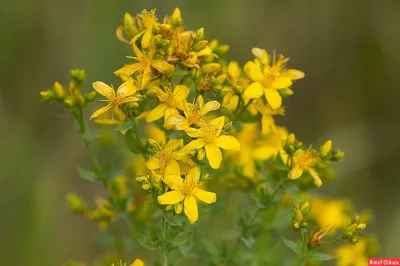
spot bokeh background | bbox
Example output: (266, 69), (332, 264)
(1, 0), (400, 265)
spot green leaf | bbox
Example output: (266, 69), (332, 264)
(282, 238), (302, 255)
(136, 233), (160, 250)
(308, 252), (336, 261)
(240, 236), (256, 248)
(170, 231), (192, 247)
(164, 212), (182, 227)
(116, 119), (133, 132)
(77, 165), (97, 181)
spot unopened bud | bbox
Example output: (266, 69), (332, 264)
(40, 90), (54, 101)
(142, 183), (151, 191)
(279, 87), (294, 97)
(350, 237), (358, 244)
(320, 140), (332, 157)
(202, 63), (221, 73)
(357, 223), (367, 230)
(124, 13), (134, 28)
(86, 91), (97, 101)
(64, 97), (74, 108)
(200, 172), (210, 181)
(196, 27), (205, 40)
(294, 209), (304, 221)
(67, 193), (86, 213)
(135, 175), (148, 183)
(165, 205), (173, 212)
(171, 8), (183, 27)
(52, 81), (65, 99)
(300, 201), (311, 215)
(190, 68), (200, 79)
(193, 40), (208, 52)
(196, 148), (206, 161)
(332, 150), (345, 161)
(293, 222), (300, 230)
(174, 203), (183, 214)
(214, 44), (229, 56)
(69, 69), (87, 86)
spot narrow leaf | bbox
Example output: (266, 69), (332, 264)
(136, 233), (159, 250)
(282, 238), (302, 255)
(77, 165), (97, 181)
(116, 119), (133, 132)
(170, 231), (192, 247)
(308, 252), (337, 261)
(164, 212), (182, 227)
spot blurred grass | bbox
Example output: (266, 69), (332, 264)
(1, 0), (400, 265)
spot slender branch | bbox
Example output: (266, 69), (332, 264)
(161, 217), (168, 266)
(75, 107), (101, 170)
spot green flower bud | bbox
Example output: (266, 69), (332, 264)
(196, 27), (205, 40)
(40, 90), (54, 101)
(142, 183), (151, 191)
(174, 203), (183, 214)
(193, 40), (208, 51)
(67, 193), (86, 213)
(52, 81), (65, 99)
(165, 205), (173, 211)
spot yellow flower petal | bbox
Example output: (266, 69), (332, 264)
(251, 48), (269, 65)
(163, 174), (183, 190)
(184, 195), (198, 224)
(185, 167), (201, 186)
(158, 191), (185, 205)
(214, 135), (240, 151)
(173, 85), (190, 103)
(165, 159), (181, 177)
(152, 60), (175, 73)
(284, 69), (305, 80)
(244, 81), (264, 99)
(308, 168), (322, 187)
(271, 77), (292, 89)
(252, 145), (278, 160)
(198, 101), (220, 116)
(117, 78), (138, 97)
(264, 88), (282, 110)
(114, 63), (142, 78)
(131, 259), (144, 266)
(222, 93), (239, 111)
(141, 64), (152, 88)
(166, 115), (189, 130)
(261, 115), (275, 135)
(146, 124), (166, 144)
(228, 61), (240, 80)
(180, 139), (205, 155)
(244, 61), (263, 81)
(288, 166), (304, 180)
(146, 103), (168, 122)
(165, 139), (182, 151)
(210, 116), (225, 136)
(141, 29), (152, 48)
(205, 143), (222, 169)
(164, 107), (180, 121)
(90, 104), (112, 120)
(192, 188), (216, 204)
(146, 156), (159, 170)
(92, 81), (114, 98)
(185, 128), (202, 138)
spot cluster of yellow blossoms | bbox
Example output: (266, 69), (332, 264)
(41, 7), (376, 266)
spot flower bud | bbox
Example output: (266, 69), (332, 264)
(69, 69), (87, 86)
(135, 175), (148, 183)
(86, 91), (97, 101)
(64, 97), (75, 108)
(214, 44), (229, 56)
(141, 183), (151, 191)
(217, 74), (227, 84)
(300, 201), (311, 215)
(40, 90), (54, 101)
(124, 13), (134, 29)
(202, 63), (221, 73)
(191, 67), (200, 79)
(357, 223), (367, 230)
(148, 139), (161, 150)
(320, 140), (332, 157)
(171, 8), (183, 27)
(174, 203), (183, 214)
(294, 209), (304, 221)
(332, 150), (345, 161)
(197, 148), (206, 161)
(279, 88), (294, 97)
(165, 205), (173, 212)
(67, 193), (86, 214)
(196, 27), (205, 40)
(52, 81), (65, 99)
(193, 40), (208, 52)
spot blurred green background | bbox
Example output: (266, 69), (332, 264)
(1, 0), (400, 265)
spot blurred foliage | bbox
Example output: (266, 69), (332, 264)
(1, 0), (400, 265)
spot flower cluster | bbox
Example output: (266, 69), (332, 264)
(41, 7), (377, 266)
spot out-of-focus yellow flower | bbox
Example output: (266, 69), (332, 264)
(146, 85), (190, 122)
(164, 95), (220, 130)
(252, 126), (288, 161)
(114, 36), (174, 87)
(253, 99), (285, 135)
(90, 79), (139, 119)
(181, 116), (240, 169)
(336, 239), (368, 266)
(243, 48), (304, 109)
(309, 198), (351, 231)
(288, 149), (322, 187)
(157, 163), (216, 224)
(131, 259), (144, 266)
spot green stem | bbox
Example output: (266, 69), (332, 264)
(300, 229), (308, 256)
(75, 108), (101, 170)
(161, 217), (168, 266)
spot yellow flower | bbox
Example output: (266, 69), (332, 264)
(157, 163), (216, 224)
(114, 35), (174, 88)
(253, 99), (285, 135)
(90, 79), (139, 119)
(221, 61), (250, 111)
(243, 48), (304, 109)
(181, 116), (240, 169)
(164, 95), (220, 130)
(131, 259), (144, 266)
(309, 198), (351, 231)
(308, 225), (333, 248)
(252, 126), (288, 161)
(336, 240), (368, 266)
(146, 85), (190, 122)
(95, 107), (127, 125)
(146, 138), (192, 174)
(288, 149), (322, 187)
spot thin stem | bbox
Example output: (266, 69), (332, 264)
(161, 217), (168, 266)
(75, 108), (101, 170)
(300, 229), (308, 256)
